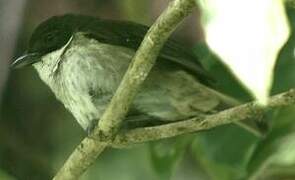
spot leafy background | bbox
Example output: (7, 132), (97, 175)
(0, 0), (294, 180)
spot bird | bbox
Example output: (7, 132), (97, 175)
(11, 14), (264, 134)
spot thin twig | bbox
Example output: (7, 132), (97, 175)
(112, 88), (295, 148)
(53, 0), (196, 179)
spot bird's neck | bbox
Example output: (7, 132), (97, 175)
(33, 45), (66, 86)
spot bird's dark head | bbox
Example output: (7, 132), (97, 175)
(11, 14), (77, 68)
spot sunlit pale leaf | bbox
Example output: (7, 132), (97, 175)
(198, 0), (290, 104)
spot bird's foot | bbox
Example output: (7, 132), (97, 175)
(86, 119), (98, 136)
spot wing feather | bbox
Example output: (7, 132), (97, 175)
(64, 14), (213, 84)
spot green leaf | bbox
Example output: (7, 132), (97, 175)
(191, 125), (259, 180)
(0, 169), (16, 180)
(273, 7), (295, 93)
(149, 136), (193, 179)
(246, 106), (295, 180)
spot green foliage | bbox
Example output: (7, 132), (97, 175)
(0, 169), (15, 180)
(149, 136), (193, 179)
(192, 125), (259, 180)
(246, 107), (295, 179)
(273, 8), (295, 93)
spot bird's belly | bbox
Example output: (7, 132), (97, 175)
(54, 42), (133, 130)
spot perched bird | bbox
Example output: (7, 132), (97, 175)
(12, 14), (262, 134)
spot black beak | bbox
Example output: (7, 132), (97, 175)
(11, 53), (41, 69)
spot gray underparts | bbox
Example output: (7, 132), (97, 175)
(33, 33), (222, 131)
